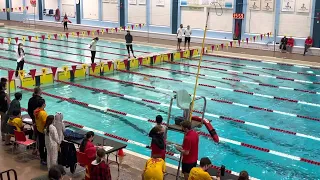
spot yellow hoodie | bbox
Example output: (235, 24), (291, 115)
(34, 108), (48, 133)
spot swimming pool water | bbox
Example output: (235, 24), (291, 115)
(1, 27), (320, 180)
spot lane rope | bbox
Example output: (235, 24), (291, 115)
(18, 86), (320, 166)
(56, 79), (320, 142)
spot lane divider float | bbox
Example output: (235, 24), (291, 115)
(56, 79), (320, 141)
(18, 86), (320, 166)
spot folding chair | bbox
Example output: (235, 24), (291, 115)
(13, 130), (36, 160)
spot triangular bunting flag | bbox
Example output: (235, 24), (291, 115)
(253, 36), (256, 42)
(22, 36), (26, 42)
(91, 63), (96, 72)
(87, 31), (91, 36)
(8, 70), (15, 82)
(238, 39), (241, 46)
(26, 6), (28, 10)
(139, 24), (142, 28)
(66, 33), (69, 39)
(11, 8), (13, 12)
(0, 38), (3, 44)
(35, 36), (38, 41)
(51, 67), (58, 77)
(131, 25), (134, 30)
(101, 29), (104, 35)
(138, 58), (143, 65)
(107, 61), (112, 70)
(100, 62), (104, 71)
(19, 7), (21, 11)
(180, 51), (184, 58)
(48, 34), (51, 40)
(250, 37), (252, 42)
(123, 60), (128, 68)
(15, 37), (19, 43)
(123, 26), (126, 31)
(230, 41), (233, 48)
(267, 32), (270, 38)
(59, 34), (63, 39)
(42, 68), (47, 76)
(152, 56), (157, 64)
(28, 36), (32, 42)
(76, 32), (80, 37)
(106, 28), (109, 33)
(211, 45), (215, 51)
(29, 69), (36, 80)
(82, 31), (85, 37)
(260, 34), (263, 40)
(7, 38), (11, 45)
(221, 44), (224, 50)
(96, 29), (100, 35)
(2, 9), (5, 12)
(19, 70), (25, 80)
(41, 35), (45, 41)
(71, 65), (77, 74)
(54, 34), (57, 39)
(62, 66), (68, 76)
(167, 53), (171, 61)
(82, 64), (87, 74)
(246, 38), (249, 44)
(91, 31), (95, 36)
(71, 32), (75, 37)
(115, 28), (118, 33)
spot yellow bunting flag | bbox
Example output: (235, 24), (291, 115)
(47, 34), (51, 40)
(71, 32), (75, 37)
(100, 62), (104, 71)
(7, 38), (11, 44)
(225, 43), (228, 50)
(91, 31), (95, 36)
(101, 29), (104, 35)
(6, 8), (9, 12)
(242, 39), (244, 43)
(127, 25), (130, 30)
(233, 40), (237, 47)
(22, 36), (26, 42)
(42, 68), (47, 76)
(206, 46), (211, 52)
(82, 31), (85, 37)
(19, 70), (25, 80)
(35, 36), (39, 41)
(59, 34), (63, 39)
(216, 45), (219, 51)
(62, 66), (68, 76)
(82, 64), (87, 74)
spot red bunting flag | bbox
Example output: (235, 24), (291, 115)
(107, 61), (112, 70)
(71, 65), (77, 74)
(138, 57), (143, 65)
(221, 44), (224, 50)
(253, 36), (256, 42)
(11, 8), (13, 12)
(123, 59), (128, 68)
(167, 53), (171, 61)
(115, 28), (118, 33)
(246, 38), (249, 44)
(123, 26), (126, 31)
(2, 9), (5, 12)
(267, 32), (269, 38)
(96, 29), (100, 35)
(29, 69), (36, 80)
(54, 34), (57, 39)
(14, 37), (18, 43)
(65, 33), (69, 39)
(139, 24), (142, 28)
(87, 31), (90, 36)
(260, 34), (263, 40)
(153, 55), (157, 64)
(19, 7), (21, 11)
(8, 70), (15, 82)
(202, 48), (205, 54)
(26, 6), (29, 10)
(131, 25), (134, 30)
(51, 67), (58, 77)
(211, 45), (215, 51)
(238, 39), (241, 46)
(106, 28), (109, 33)
(76, 32), (80, 37)
(180, 51), (184, 58)
(91, 63), (96, 72)
(230, 41), (233, 48)
(28, 36), (32, 41)
(0, 38), (3, 44)
(190, 49), (194, 57)
(41, 35), (45, 41)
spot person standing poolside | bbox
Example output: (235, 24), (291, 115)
(89, 37), (99, 64)
(62, 13), (71, 31)
(54, 7), (60, 22)
(177, 24), (184, 51)
(34, 99), (48, 165)
(44, 115), (60, 169)
(16, 43), (25, 77)
(184, 25), (192, 50)
(0, 78), (9, 142)
(125, 31), (136, 58)
(176, 120), (199, 180)
(304, 36), (313, 56)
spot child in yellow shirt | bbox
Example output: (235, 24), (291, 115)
(189, 157), (214, 180)
(142, 155), (166, 180)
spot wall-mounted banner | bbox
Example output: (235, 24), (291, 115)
(129, 0), (137, 5)
(248, 0), (261, 10)
(181, 0), (233, 8)
(296, 0), (310, 13)
(261, 0), (274, 11)
(281, 0), (295, 12)
(138, 0), (146, 5)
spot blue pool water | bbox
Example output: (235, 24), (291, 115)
(1, 27), (320, 180)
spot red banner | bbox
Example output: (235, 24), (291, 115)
(29, 69), (36, 80)
(221, 44), (224, 50)
(167, 53), (171, 61)
(96, 29), (100, 35)
(253, 36), (256, 42)
(91, 63), (96, 72)
(71, 65), (77, 74)
(51, 67), (58, 77)
(138, 57), (143, 65)
(65, 33), (69, 39)
(260, 34), (263, 40)
(230, 41), (233, 48)
(28, 36), (32, 42)
(87, 31), (91, 36)
(26, 6), (29, 10)
(267, 32), (270, 38)
(246, 38), (248, 44)
(41, 35), (45, 41)
(54, 34), (57, 39)
(123, 26), (126, 31)
(8, 70), (15, 82)
(107, 61), (112, 70)
(15, 37), (19, 43)
(76, 32), (80, 37)
(131, 25), (134, 30)
(115, 28), (118, 33)
(106, 28), (109, 33)
(123, 59), (128, 68)
(0, 38), (4, 44)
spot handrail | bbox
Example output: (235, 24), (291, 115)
(0, 169), (18, 180)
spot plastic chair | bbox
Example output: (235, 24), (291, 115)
(176, 90), (191, 110)
(14, 130), (36, 160)
(74, 151), (92, 176)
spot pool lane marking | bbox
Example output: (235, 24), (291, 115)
(166, 61), (320, 85)
(0, 30), (149, 53)
(118, 69), (320, 108)
(61, 121), (259, 180)
(191, 57), (320, 77)
(56, 79), (320, 142)
(204, 53), (320, 70)
(142, 65), (320, 95)
(17, 86), (320, 166)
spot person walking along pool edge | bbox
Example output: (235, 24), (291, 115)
(89, 37), (99, 64)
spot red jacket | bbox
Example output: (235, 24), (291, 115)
(90, 160), (112, 180)
(305, 38), (313, 45)
(287, 38), (294, 47)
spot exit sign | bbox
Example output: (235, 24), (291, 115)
(233, 13), (244, 19)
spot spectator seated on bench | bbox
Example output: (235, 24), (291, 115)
(304, 36), (313, 56)
(279, 36), (288, 52)
(286, 37), (294, 53)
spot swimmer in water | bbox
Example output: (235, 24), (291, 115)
(143, 76), (150, 81)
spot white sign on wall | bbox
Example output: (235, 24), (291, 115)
(138, 0), (146, 5)
(156, 0), (165, 6)
(129, 0), (137, 5)
(109, 0), (117, 4)
(248, 0), (261, 10)
(181, 0), (232, 8)
(296, 0), (310, 13)
(261, 0), (274, 11)
(281, 0), (295, 12)
(102, 0), (109, 2)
